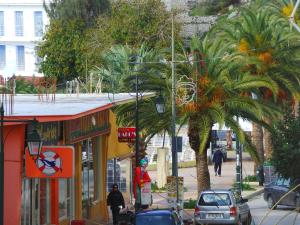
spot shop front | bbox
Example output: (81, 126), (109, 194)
(3, 93), (135, 225)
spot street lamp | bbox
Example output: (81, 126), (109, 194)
(0, 103), (42, 225)
(155, 93), (166, 114)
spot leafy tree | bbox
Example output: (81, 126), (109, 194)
(271, 104), (300, 182)
(38, 19), (86, 82)
(214, 5), (300, 167)
(87, 0), (181, 55)
(44, 0), (110, 27)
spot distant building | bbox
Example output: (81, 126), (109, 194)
(0, 0), (49, 77)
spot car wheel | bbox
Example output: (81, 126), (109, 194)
(267, 195), (276, 209)
(235, 216), (242, 225)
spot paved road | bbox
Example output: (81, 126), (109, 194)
(249, 194), (300, 225)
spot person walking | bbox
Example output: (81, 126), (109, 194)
(107, 183), (125, 225)
(213, 148), (224, 176)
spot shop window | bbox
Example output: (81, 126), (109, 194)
(59, 179), (71, 221)
(106, 159), (127, 193)
(82, 139), (94, 218)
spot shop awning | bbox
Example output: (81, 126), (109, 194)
(107, 110), (133, 160)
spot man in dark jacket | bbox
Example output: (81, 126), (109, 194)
(213, 148), (225, 176)
(107, 184), (125, 225)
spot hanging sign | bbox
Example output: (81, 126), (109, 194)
(118, 127), (136, 142)
(25, 146), (74, 178)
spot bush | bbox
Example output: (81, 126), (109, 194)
(243, 175), (257, 182)
(232, 182), (255, 191)
(184, 199), (197, 209)
(151, 182), (166, 192)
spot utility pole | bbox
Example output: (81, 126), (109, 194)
(171, 8), (179, 204)
(235, 118), (242, 197)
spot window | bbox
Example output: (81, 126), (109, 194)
(59, 179), (71, 221)
(34, 11), (43, 37)
(106, 159), (127, 193)
(82, 139), (94, 218)
(0, 45), (5, 70)
(199, 193), (231, 206)
(16, 46), (25, 70)
(15, 11), (23, 36)
(0, 11), (4, 36)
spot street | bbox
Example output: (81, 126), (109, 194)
(249, 194), (300, 225)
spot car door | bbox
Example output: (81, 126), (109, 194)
(273, 178), (285, 204)
(282, 179), (298, 206)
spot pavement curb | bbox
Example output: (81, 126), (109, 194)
(242, 188), (264, 200)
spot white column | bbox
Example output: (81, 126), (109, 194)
(156, 147), (169, 188)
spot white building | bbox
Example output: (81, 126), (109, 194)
(0, 0), (49, 77)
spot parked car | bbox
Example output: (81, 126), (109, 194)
(264, 178), (300, 209)
(117, 209), (184, 225)
(194, 189), (252, 225)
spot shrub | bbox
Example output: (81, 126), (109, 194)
(184, 199), (197, 209)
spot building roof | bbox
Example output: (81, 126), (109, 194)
(4, 93), (139, 122)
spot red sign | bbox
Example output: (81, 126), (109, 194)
(118, 127), (136, 142)
(25, 146), (74, 178)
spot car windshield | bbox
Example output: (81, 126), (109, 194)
(136, 215), (175, 225)
(199, 193), (231, 206)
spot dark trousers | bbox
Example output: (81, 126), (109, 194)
(111, 207), (120, 225)
(214, 163), (222, 175)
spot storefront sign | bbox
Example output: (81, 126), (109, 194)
(65, 110), (110, 144)
(27, 122), (62, 145)
(25, 146), (74, 178)
(166, 176), (184, 209)
(118, 127), (136, 142)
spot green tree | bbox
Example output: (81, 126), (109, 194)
(271, 103), (300, 182)
(38, 19), (86, 82)
(44, 0), (110, 27)
(87, 0), (181, 56)
(183, 36), (280, 192)
(214, 5), (300, 168)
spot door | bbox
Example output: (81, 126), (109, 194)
(21, 179), (51, 225)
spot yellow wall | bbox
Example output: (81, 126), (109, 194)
(107, 110), (132, 160)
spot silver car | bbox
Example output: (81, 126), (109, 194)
(194, 189), (252, 225)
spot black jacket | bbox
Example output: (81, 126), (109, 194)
(213, 149), (224, 164)
(107, 190), (125, 209)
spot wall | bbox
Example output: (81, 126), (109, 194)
(0, 0), (49, 76)
(4, 124), (25, 225)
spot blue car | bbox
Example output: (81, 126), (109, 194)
(135, 209), (183, 225)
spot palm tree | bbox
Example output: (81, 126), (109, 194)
(182, 36), (281, 192)
(215, 6), (300, 165)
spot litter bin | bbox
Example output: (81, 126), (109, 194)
(71, 220), (85, 225)
(256, 165), (264, 186)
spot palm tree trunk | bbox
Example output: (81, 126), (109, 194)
(196, 149), (210, 193)
(188, 117), (211, 193)
(263, 117), (273, 160)
(252, 122), (264, 173)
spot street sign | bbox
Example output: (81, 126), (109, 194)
(118, 127), (136, 142)
(172, 136), (183, 152)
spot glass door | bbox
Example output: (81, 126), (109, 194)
(21, 179), (50, 225)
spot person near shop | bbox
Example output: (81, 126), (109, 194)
(107, 183), (125, 225)
(133, 157), (151, 210)
(213, 148), (224, 176)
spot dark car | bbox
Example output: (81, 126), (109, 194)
(135, 209), (183, 225)
(264, 178), (300, 209)
(118, 209), (184, 225)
